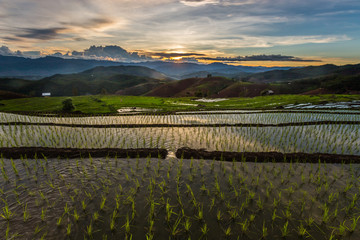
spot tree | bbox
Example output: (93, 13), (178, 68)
(62, 98), (75, 112)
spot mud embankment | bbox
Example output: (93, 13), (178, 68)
(2, 147), (359, 163)
(1, 120), (359, 128)
(0, 147), (168, 159)
(175, 147), (360, 164)
(2, 109), (360, 117)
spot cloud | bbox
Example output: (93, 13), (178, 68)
(70, 45), (149, 61)
(2, 36), (22, 42)
(0, 45), (22, 56)
(180, 0), (220, 7)
(315, 10), (360, 17)
(61, 17), (114, 29)
(150, 52), (206, 58)
(199, 54), (321, 62)
(17, 28), (66, 40)
(0, 45), (42, 58)
(190, 35), (352, 50)
(180, 0), (256, 7)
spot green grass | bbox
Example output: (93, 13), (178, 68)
(0, 94), (359, 114)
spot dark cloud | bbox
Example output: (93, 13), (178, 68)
(2, 36), (22, 42)
(73, 37), (87, 41)
(17, 28), (65, 40)
(151, 52), (206, 58)
(83, 17), (113, 28)
(61, 17), (113, 29)
(199, 55), (322, 62)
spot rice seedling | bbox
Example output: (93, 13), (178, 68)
(1, 204), (14, 221)
(262, 221), (268, 239)
(100, 195), (107, 211)
(82, 200), (87, 212)
(200, 223), (209, 237)
(123, 214), (131, 236)
(349, 216), (360, 233)
(73, 209), (80, 222)
(281, 221), (289, 237)
(86, 221), (94, 239)
(93, 211), (100, 222)
(170, 216), (182, 237)
(239, 219), (249, 234)
(195, 205), (204, 221)
(23, 203), (30, 222)
(40, 207), (46, 222)
(66, 223), (71, 236)
(183, 217), (192, 233)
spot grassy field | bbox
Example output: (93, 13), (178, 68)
(0, 94), (359, 114)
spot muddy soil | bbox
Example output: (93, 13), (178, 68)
(176, 147), (360, 163)
(0, 147), (168, 159)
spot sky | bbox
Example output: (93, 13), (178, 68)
(0, 0), (360, 66)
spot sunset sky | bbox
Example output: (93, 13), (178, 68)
(1, 0), (360, 66)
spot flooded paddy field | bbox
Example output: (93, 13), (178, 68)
(0, 124), (359, 155)
(1, 157), (360, 239)
(0, 110), (359, 239)
(1, 111), (360, 125)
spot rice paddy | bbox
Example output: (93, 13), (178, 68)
(0, 109), (359, 239)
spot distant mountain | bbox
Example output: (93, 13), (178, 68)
(0, 55), (290, 80)
(240, 64), (360, 83)
(0, 65), (170, 96)
(0, 55), (122, 79)
(126, 61), (290, 79)
(177, 71), (250, 79)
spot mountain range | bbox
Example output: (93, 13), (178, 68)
(0, 55), (359, 99)
(0, 55), (289, 80)
(0, 65), (170, 97)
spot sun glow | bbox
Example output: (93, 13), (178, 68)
(170, 56), (183, 61)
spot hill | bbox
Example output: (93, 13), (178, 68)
(241, 63), (360, 83)
(147, 63), (360, 97)
(81, 65), (169, 80)
(0, 65), (170, 97)
(146, 76), (236, 97)
(0, 55), (123, 79)
(0, 90), (29, 100)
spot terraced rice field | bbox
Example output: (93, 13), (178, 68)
(0, 110), (359, 239)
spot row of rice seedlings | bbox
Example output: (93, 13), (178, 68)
(1, 111), (359, 125)
(1, 123), (359, 155)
